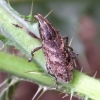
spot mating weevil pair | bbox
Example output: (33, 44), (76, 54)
(13, 14), (77, 86)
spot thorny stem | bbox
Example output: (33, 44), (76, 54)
(0, 52), (100, 100)
(0, 0), (100, 100)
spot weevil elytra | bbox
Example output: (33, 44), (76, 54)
(13, 14), (77, 85)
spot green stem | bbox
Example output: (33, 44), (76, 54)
(0, 52), (54, 86)
(0, 52), (100, 100)
(0, 0), (100, 100)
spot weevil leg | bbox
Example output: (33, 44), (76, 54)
(69, 50), (78, 69)
(67, 46), (73, 51)
(28, 46), (42, 62)
(13, 24), (41, 40)
(46, 64), (54, 76)
(46, 64), (58, 89)
(70, 51), (78, 59)
(63, 36), (78, 69)
(54, 78), (58, 89)
(62, 36), (68, 46)
(47, 74), (58, 89)
(72, 59), (77, 69)
(62, 36), (73, 51)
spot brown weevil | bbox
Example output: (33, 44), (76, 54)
(13, 14), (77, 86)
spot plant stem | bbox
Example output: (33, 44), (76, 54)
(0, 52), (54, 86)
(0, 52), (100, 99)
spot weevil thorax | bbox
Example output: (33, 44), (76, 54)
(34, 14), (58, 41)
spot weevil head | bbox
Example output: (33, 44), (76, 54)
(34, 14), (57, 41)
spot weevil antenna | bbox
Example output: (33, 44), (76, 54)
(44, 9), (54, 18)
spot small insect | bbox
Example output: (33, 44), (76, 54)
(13, 14), (77, 85)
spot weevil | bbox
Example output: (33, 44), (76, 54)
(13, 14), (77, 85)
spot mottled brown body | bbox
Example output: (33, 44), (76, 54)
(42, 38), (74, 82)
(13, 14), (77, 83)
(34, 14), (75, 82)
